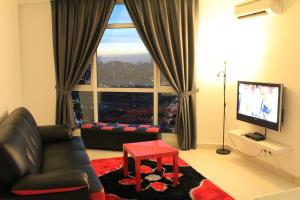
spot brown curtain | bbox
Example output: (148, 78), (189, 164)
(124, 0), (199, 150)
(51, 0), (116, 127)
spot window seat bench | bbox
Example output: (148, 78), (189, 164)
(81, 123), (161, 151)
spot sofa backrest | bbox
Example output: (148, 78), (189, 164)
(0, 107), (42, 188)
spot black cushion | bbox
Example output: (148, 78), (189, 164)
(11, 170), (89, 195)
(49, 165), (102, 194)
(43, 136), (85, 156)
(41, 150), (90, 172)
(41, 138), (102, 194)
(38, 125), (72, 144)
(0, 108), (42, 188)
(0, 124), (32, 188)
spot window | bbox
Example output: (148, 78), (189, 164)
(78, 64), (92, 85)
(160, 73), (171, 86)
(108, 4), (132, 24)
(71, 91), (94, 127)
(98, 92), (153, 124)
(72, 3), (177, 133)
(158, 93), (178, 132)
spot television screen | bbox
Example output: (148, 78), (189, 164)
(237, 81), (283, 131)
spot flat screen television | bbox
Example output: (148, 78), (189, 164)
(237, 81), (284, 131)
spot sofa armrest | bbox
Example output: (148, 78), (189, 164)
(12, 170), (89, 196)
(38, 125), (72, 143)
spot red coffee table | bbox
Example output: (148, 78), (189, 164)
(123, 140), (179, 192)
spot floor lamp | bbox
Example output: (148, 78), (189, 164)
(216, 61), (231, 155)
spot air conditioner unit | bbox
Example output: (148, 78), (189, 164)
(235, 0), (283, 19)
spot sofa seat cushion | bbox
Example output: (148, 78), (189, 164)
(43, 136), (85, 156)
(42, 150), (90, 172)
(41, 137), (103, 194)
(73, 165), (102, 193)
(11, 170), (89, 195)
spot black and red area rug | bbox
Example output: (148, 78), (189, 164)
(91, 156), (234, 200)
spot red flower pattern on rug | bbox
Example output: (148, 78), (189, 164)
(140, 165), (153, 174)
(91, 157), (123, 177)
(190, 179), (235, 200)
(149, 181), (168, 192)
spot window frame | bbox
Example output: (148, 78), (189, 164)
(73, 2), (175, 129)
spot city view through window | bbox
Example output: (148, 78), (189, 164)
(72, 3), (177, 133)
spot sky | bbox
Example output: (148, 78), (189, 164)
(97, 4), (150, 57)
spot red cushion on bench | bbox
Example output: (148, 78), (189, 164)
(101, 126), (114, 131)
(146, 127), (160, 133)
(123, 127), (137, 132)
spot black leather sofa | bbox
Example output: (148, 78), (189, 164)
(0, 107), (104, 200)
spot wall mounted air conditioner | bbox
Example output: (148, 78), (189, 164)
(235, 0), (283, 19)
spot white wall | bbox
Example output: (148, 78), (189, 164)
(0, 0), (23, 119)
(18, 1), (56, 125)
(196, 0), (300, 178)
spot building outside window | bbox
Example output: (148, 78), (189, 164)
(72, 3), (177, 133)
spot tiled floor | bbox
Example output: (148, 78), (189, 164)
(87, 145), (299, 200)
